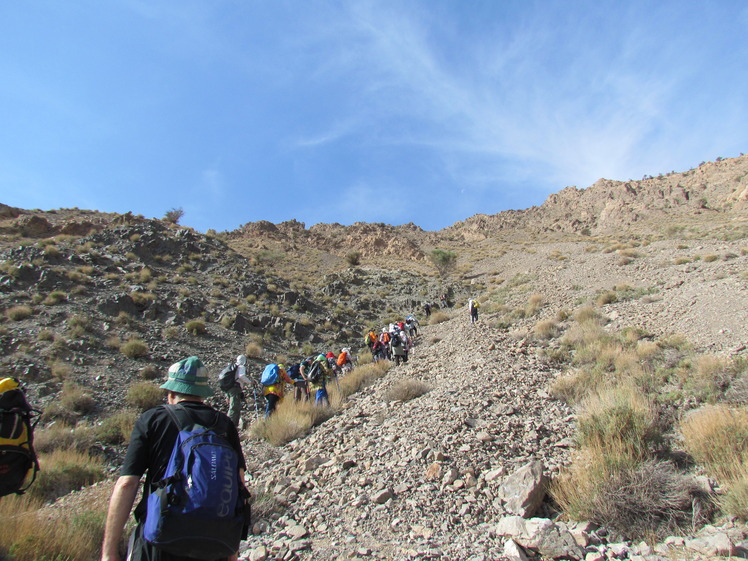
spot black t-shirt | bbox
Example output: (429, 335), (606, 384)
(122, 401), (246, 515)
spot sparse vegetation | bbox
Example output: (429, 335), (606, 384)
(126, 381), (163, 411)
(120, 337), (149, 358)
(185, 319), (207, 336)
(384, 379), (430, 402)
(6, 305), (33, 321)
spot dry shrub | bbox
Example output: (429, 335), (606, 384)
(549, 368), (599, 404)
(60, 382), (96, 415)
(50, 360), (72, 380)
(42, 290), (67, 306)
(28, 449), (105, 503)
(121, 337), (149, 358)
(185, 319), (206, 336)
(384, 379), (430, 402)
(33, 423), (97, 454)
(139, 364), (160, 380)
(553, 456), (712, 540)
(562, 321), (611, 358)
(573, 305), (604, 324)
(524, 293), (543, 317)
(96, 410), (138, 445)
(250, 399), (335, 447)
(576, 385), (660, 460)
(245, 341), (263, 358)
(681, 405), (748, 483)
(596, 291), (617, 306)
(126, 381), (163, 411)
(334, 360), (390, 398)
(428, 311), (449, 325)
(532, 318), (559, 340)
(6, 305), (33, 321)
(0, 489), (109, 561)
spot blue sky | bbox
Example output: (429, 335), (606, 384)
(1, 1), (746, 232)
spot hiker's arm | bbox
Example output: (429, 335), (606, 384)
(101, 475), (139, 561)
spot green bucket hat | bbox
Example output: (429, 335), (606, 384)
(160, 356), (213, 397)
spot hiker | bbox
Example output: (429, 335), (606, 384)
(440, 293), (448, 308)
(468, 298), (479, 324)
(286, 362), (309, 402)
(261, 363), (293, 417)
(325, 351), (341, 377)
(364, 329), (377, 350)
(379, 329), (391, 359)
(390, 330), (408, 366)
(337, 347), (354, 374)
(222, 354), (252, 428)
(371, 339), (386, 362)
(101, 356), (249, 561)
(424, 302), (431, 317)
(307, 354), (332, 406)
(405, 315), (419, 337)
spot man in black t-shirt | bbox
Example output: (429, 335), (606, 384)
(101, 356), (247, 561)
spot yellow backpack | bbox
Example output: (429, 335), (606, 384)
(0, 377), (41, 496)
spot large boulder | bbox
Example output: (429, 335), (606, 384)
(497, 460), (547, 518)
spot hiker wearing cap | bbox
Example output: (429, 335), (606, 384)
(102, 356), (248, 561)
(261, 363), (293, 417)
(224, 355), (252, 428)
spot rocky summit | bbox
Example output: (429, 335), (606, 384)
(1, 154), (748, 561)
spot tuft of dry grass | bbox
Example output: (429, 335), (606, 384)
(59, 382), (96, 415)
(532, 318), (559, 340)
(28, 449), (106, 503)
(384, 379), (430, 402)
(524, 293), (543, 317)
(552, 455), (712, 540)
(576, 385), (660, 460)
(6, 305), (33, 321)
(121, 337), (149, 358)
(126, 381), (163, 411)
(185, 319), (207, 335)
(428, 311), (449, 325)
(681, 405), (748, 483)
(250, 399), (336, 446)
(0, 481), (111, 561)
(245, 341), (263, 358)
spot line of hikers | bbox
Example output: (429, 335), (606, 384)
(218, 314), (425, 426)
(219, 347), (355, 423)
(363, 315), (419, 366)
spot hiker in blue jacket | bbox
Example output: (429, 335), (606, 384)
(101, 356), (248, 561)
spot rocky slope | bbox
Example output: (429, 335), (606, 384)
(1, 154), (748, 560)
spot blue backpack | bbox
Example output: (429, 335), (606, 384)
(143, 404), (250, 560)
(260, 363), (280, 386)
